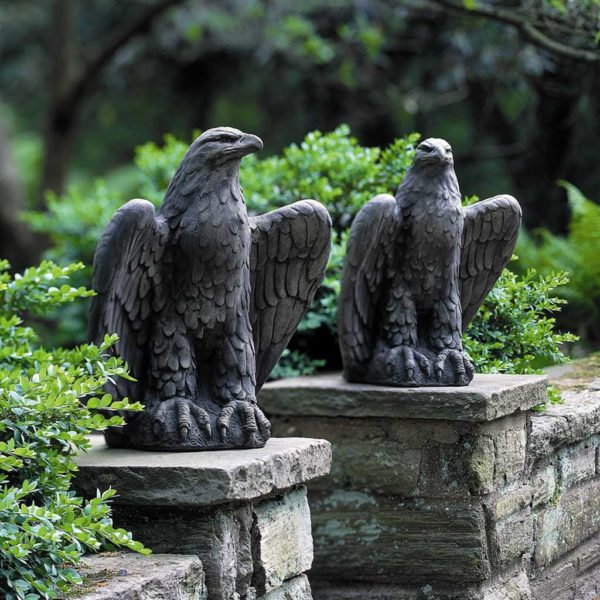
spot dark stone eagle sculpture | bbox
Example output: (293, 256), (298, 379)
(338, 137), (521, 387)
(89, 127), (331, 451)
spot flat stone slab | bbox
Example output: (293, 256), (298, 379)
(66, 552), (206, 599)
(75, 436), (331, 507)
(260, 373), (547, 422)
(530, 389), (600, 457)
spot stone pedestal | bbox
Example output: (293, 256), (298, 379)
(75, 437), (331, 600)
(260, 373), (580, 599)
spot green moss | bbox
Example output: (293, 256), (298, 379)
(552, 352), (600, 391)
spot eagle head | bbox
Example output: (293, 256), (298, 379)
(186, 127), (264, 168)
(162, 127), (264, 203)
(413, 138), (454, 171)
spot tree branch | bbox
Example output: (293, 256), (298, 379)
(63, 0), (184, 110)
(418, 0), (600, 63)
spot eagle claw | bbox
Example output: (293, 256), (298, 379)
(388, 345), (430, 382)
(434, 349), (475, 385)
(153, 397), (211, 442)
(217, 399), (271, 448)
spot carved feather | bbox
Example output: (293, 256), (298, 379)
(337, 194), (398, 376)
(459, 195), (522, 329)
(249, 199), (331, 391)
(89, 199), (167, 404)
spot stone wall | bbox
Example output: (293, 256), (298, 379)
(75, 437), (331, 600)
(261, 374), (600, 600)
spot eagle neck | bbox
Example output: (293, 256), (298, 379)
(396, 165), (461, 208)
(159, 162), (244, 220)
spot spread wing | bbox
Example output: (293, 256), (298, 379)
(338, 194), (398, 378)
(89, 199), (167, 402)
(249, 199), (331, 391)
(460, 194), (522, 329)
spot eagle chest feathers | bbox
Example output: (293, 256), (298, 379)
(169, 190), (251, 331)
(399, 186), (464, 289)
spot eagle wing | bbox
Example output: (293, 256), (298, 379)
(460, 194), (522, 330)
(338, 194), (398, 377)
(249, 199), (331, 391)
(89, 199), (167, 402)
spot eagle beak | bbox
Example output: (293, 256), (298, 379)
(236, 133), (263, 157)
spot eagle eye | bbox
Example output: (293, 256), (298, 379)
(214, 134), (237, 143)
(419, 144), (434, 153)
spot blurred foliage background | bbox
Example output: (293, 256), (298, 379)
(1, 0), (599, 362)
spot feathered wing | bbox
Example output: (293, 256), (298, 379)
(89, 199), (167, 402)
(460, 194), (522, 329)
(338, 194), (398, 377)
(249, 199), (331, 391)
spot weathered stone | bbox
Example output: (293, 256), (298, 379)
(530, 531), (600, 599)
(75, 436), (331, 507)
(556, 439), (598, 489)
(261, 373), (547, 422)
(483, 483), (532, 521)
(252, 488), (313, 594)
(531, 559), (577, 600)
(480, 568), (532, 600)
(529, 389), (600, 458)
(75, 437), (329, 600)
(486, 508), (533, 569)
(313, 584), (483, 600)
(70, 552), (206, 599)
(269, 416), (473, 497)
(113, 504), (254, 600)
(308, 490), (490, 584)
(258, 575), (312, 600)
(467, 414), (527, 494)
(312, 568), (531, 600)
(534, 477), (600, 568)
(530, 464), (556, 508)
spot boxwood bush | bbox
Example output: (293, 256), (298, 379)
(0, 260), (147, 600)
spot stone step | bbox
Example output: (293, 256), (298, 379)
(64, 552), (206, 599)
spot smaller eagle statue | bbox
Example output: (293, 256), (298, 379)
(89, 127), (331, 451)
(338, 138), (521, 387)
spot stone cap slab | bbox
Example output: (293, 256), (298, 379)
(530, 389), (600, 458)
(75, 436), (331, 507)
(69, 552), (205, 599)
(259, 373), (547, 422)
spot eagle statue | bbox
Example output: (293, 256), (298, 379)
(338, 137), (521, 387)
(89, 127), (332, 450)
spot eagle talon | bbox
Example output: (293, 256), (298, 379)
(395, 345), (430, 382)
(217, 399), (271, 447)
(152, 397), (211, 442)
(434, 349), (474, 385)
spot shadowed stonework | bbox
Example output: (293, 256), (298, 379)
(262, 374), (600, 599)
(75, 437), (331, 600)
(89, 127), (331, 451)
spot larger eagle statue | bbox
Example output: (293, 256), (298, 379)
(89, 127), (332, 451)
(338, 137), (521, 387)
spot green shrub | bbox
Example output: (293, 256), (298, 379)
(24, 126), (575, 380)
(464, 265), (577, 374)
(516, 182), (600, 342)
(0, 260), (147, 600)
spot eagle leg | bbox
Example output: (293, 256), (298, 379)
(217, 399), (271, 448)
(152, 397), (211, 442)
(434, 349), (475, 385)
